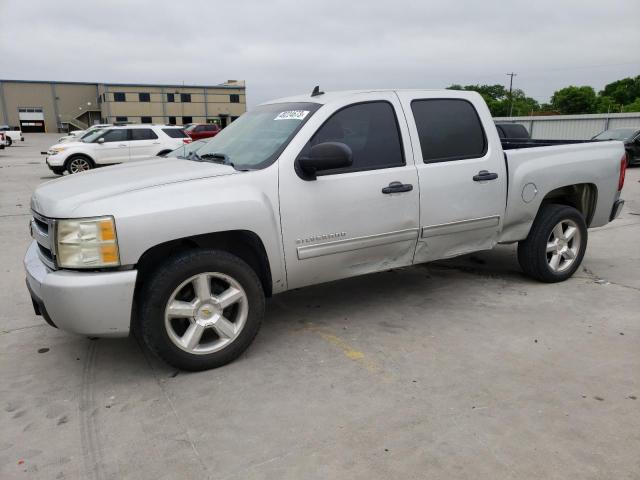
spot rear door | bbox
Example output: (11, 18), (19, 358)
(93, 128), (130, 164)
(129, 128), (161, 161)
(396, 92), (507, 262)
(278, 93), (420, 289)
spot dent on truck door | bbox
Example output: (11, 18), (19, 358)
(398, 95), (507, 262)
(278, 95), (420, 289)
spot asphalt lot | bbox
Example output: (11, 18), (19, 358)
(1, 134), (639, 480)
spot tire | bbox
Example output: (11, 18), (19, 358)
(65, 155), (94, 174)
(138, 249), (265, 371)
(517, 204), (587, 283)
(6, 137), (12, 147)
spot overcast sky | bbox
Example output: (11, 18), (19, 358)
(0, 0), (638, 107)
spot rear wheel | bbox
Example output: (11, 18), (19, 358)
(138, 249), (265, 371)
(6, 137), (12, 147)
(66, 156), (93, 174)
(517, 204), (587, 283)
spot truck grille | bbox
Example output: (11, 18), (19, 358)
(31, 211), (56, 269)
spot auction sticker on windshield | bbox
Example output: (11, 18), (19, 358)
(274, 110), (309, 121)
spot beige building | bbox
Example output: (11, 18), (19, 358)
(0, 79), (246, 132)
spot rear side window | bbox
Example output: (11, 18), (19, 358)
(302, 101), (404, 174)
(130, 128), (158, 140)
(162, 128), (188, 138)
(411, 99), (487, 163)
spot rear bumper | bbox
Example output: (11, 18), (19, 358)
(24, 241), (137, 337)
(610, 199), (624, 221)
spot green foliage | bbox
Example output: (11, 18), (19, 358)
(447, 75), (640, 116)
(446, 84), (539, 116)
(622, 98), (640, 113)
(599, 76), (640, 105)
(551, 86), (597, 114)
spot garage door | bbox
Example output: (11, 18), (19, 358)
(20, 120), (45, 132)
(19, 107), (46, 132)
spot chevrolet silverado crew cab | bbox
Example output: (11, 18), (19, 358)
(25, 89), (627, 371)
(44, 124), (191, 174)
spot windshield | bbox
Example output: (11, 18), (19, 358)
(82, 128), (108, 143)
(190, 102), (320, 169)
(167, 139), (209, 158)
(593, 129), (636, 141)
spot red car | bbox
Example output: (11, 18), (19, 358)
(184, 123), (221, 140)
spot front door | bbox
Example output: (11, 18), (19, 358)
(279, 93), (420, 289)
(396, 92), (507, 262)
(129, 128), (161, 161)
(94, 128), (130, 164)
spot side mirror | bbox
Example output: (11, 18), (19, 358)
(296, 142), (353, 180)
(97, 138), (105, 144)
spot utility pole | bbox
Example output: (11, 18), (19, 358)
(506, 72), (517, 117)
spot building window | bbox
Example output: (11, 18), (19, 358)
(168, 116), (176, 125)
(140, 116), (152, 124)
(114, 92), (126, 102)
(230, 94), (240, 103)
(182, 116), (193, 125)
(115, 116), (128, 122)
(180, 93), (191, 103)
(167, 93), (175, 102)
(139, 92), (151, 102)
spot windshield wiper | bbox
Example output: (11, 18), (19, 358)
(199, 152), (239, 169)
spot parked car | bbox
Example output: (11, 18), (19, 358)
(0, 132), (6, 149)
(44, 124), (191, 174)
(495, 122), (530, 139)
(184, 123), (221, 140)
(58, 124), (112, 143)
(0, 125), (24, 146)
(591, 128), (640, 166)
(25, 88), (626, 371)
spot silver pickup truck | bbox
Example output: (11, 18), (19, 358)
(25, 89), (627, 370)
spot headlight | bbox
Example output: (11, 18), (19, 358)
(48, 147), (66, 155)
(55, 216), (120, 268)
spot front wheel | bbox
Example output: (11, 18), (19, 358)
(66, 156), (93, 174)
(138, 249), (265, 371)
(518, 204), (587, 283)
(6, 137), (12, 147)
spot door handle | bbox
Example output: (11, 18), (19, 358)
(118, 144), (128, 148)
(473, 170), (498, 181)
(382, 181), (413, 194)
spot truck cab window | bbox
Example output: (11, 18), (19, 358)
(411, 99), (487, 163)
(303, 101), (404, 174)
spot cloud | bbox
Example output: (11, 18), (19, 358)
(0, 0), (638, 106)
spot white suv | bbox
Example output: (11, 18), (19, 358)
(45, 125), (191, 174)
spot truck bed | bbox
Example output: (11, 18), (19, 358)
(501, 139), (598, 150)
(499, 140), (625, 243)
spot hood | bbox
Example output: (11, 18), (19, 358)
(50, 140), (84, 149)
(31, 158), (238, 218)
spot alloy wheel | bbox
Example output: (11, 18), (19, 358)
(546, 219), (581, 273)
(164, 272), (249, 355)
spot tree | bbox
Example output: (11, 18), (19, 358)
(446, 84), (539, 116)
(551, 86), (597, 114)
(622, 98), (640, 113)
(599, 76), (640, 106)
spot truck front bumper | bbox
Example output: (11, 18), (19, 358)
(24, 241), (137, 337)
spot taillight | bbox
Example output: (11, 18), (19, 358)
(618, 154), (627, 191)
(183, 138), (192, 144)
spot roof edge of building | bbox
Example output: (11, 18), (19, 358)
(0, 79), (245, 89)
